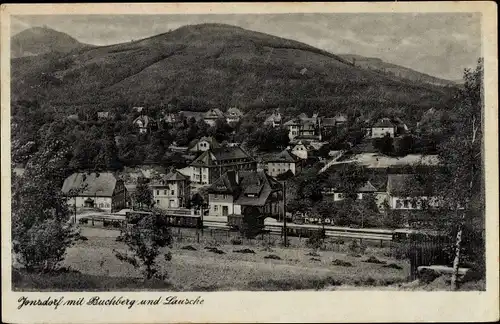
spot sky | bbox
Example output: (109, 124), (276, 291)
(11, 13), (481, 81)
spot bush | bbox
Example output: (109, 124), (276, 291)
(332, 259), (353, 267)
(233, 248), (256, 254)
(114, 211), (173, 280)
(363, 256), (387, 264)
(230, 238), (243, 245)
(306, 230), (326, 249)
(206, 247), (225, 254)
(181, 245), (197, 251)
(348, 240), (367, 255)
(14, 219), (77, 272)
(264, 254), (282, 260)
(306, 251), (320, 257)
(383, 263), (403, 270)
(310, 257), (321, 262)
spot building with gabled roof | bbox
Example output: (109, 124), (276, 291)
(372, 117), (397, 138)
(204, 108), (225, 126)
(187, 146), (257, 185)
(207, 170), (283, 218)
(150, 169), (191, 210)
(264, 110), (282, 128)
(62, 172), (127, 212)
(284, 113), (321, 141)
(226, 107), (244, 123)
(133, 115), (156, 134)
(187, 136), (221, 153)
(264, 149), (302, 177)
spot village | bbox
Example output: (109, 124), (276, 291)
(55, 105), (441, 237)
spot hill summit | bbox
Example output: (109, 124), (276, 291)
(11, 26), (91, 58)
(11, 23), (454, 117)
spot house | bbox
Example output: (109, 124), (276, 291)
(226, 107), (243, 124)
(62, 172), (127, 212)
(264, 110), (282, 128)
(207, 170), (283, 218)
(188, 146), (257, 185)
(323, 174), (389, 210)
(178, 111), (205, 122)
(161, 112), (177, 124)
(321, 114), (347, 128)
(386, 174), (438, 210)
(284, 113), (321, 141)
(264, 150), (302, 177)
(204, 108), (225, 126)
(187, 136), (220, 153)
(133, 115), (156, 134)
(371, 118), (397, 138)
(97, 111), (114, 120)
(290, 141), (309, 160)
(150, 170), (191, 209)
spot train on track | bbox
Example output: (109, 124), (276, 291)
(80, 210), (445, 242)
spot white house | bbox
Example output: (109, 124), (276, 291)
(386, 174), (439, 210)
(150, 170), (191, 210)
(264, 149), (302, 177)
(290, 141), (309, 160)
(225, 107), (243, 124)
(62, 172), (127, 212)
(187, 136), (221, 153)
(371, 118), (396, 138)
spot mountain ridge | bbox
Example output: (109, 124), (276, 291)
(11, 23), (455, 120)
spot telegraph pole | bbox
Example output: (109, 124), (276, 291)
(282, 181), (287, 247)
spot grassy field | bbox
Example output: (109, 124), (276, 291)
(13, 226), (412, 291)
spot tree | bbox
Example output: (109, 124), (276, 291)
(372, 133), (394, 155)
(12, 139), (79, 272)
(114, 209), (173, 280)
(416, 59), (483, 290)
(323, 163), (368, 200)
(135, 178), (153, 210)
(439, 59), (483, 290)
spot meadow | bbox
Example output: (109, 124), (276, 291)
(13, 226), (411, 291)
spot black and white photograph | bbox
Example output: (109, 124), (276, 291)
(1, 2), (498, 323)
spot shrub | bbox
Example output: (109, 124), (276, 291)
(383, 263), (403, 270)
(264, 254), (282, 260)
(230, 238), (243, 245)
(14, 219), (77, 272)
(310, 257), (321, 262)
(332, 259), (353, 267)
(233, 248), (256, 254)
(306, 251), (320, 257)
(114, 210), (173, 280)
(206, 247), (225, 254)
(348, 240), (367, 255)
(306, 230), (326, 249)
(181, 245), (197, 251)
(363, 256), (387, 264)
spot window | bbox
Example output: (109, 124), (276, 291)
(171, 190), (175, 195)
(164, 190), (167, 195)
(214, 194), (218, 199)
(156, 190), (159, 195)
(404, 199), (410, 208)
(214, 205), (218, 211)
(396, 199), (403, 209)
(156, 200), (160, 204)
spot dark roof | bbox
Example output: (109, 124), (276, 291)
(208, 170), (282, 206)
(204, 108), (225, 119)
(265, 150), (300, 163)
(188, 136), (221, 151)
(226, 107), (243, 117)
(387, 174), (434, 196)
(235, 171), (282, 206)
(207, 170), (239, 194)
(373, 118), (396, 128)
(179, 111), (204, 121)
(62, 172), (118, 197)
(191, 146), (255, 166)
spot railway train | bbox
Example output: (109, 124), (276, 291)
(83, 210), (445, 243)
